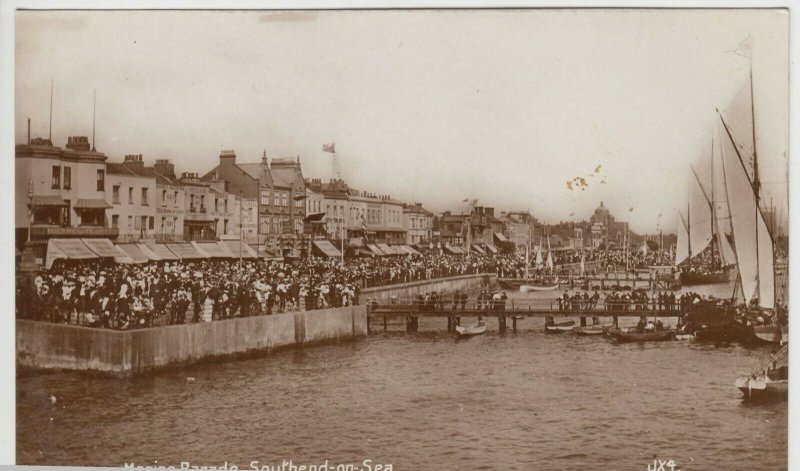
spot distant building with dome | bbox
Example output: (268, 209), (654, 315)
(589, 201), (628, 249)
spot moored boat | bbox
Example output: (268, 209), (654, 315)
(455, 321), (487, 337)
(736, 343), (788, 401)
(520, 278), (559, 292)
(573, 325), (608, 336)
(606, 327), (675, 343)
(679, 265), (734, 285)
(544, 319), (575, 334)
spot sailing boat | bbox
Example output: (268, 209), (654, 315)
(520, 234), (559, 292)
(679, 139), (736, 285)
(687, 69), (783, 344)
(736, 342), (788, 401)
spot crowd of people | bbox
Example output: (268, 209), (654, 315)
(15, 254), (518, 329)
(17, 246), (768, 330)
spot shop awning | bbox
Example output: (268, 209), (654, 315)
(313, 240), (342, 258)
(31, 195), (68, 206)
(74, 199), (112, 209)
(220, 240), (259, 259)
(45, 238), (98, 268)
(366, 244), (386, 256)
(494, 232), (509, 242)
(444, 244), (464, 255)
(193, 241), (235, 258)
(305, 212), (326, 222)
(166, 243), (207, 259)
(400, 244), (421, 255)
(141, 243), (179, 261)
(81, 238), (133, 263)
(376, 243), (398, 255)
(116, 243), (150, 263)
(484, 244), (499, 254)
(471, 244), (486, 255)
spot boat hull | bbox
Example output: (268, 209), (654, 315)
(607, 328), (675, 343)
(455, 324), (487, 336)
(736, 376), (788, 401)
(752, 325), (784, 345)
(545, 320), (576, 334)
(520, 283), (559, 292)
(574, 326), (607, 336)
(679, 266), (734, 285)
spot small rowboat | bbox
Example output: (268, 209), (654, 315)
(606, 327), (675, 343)
(674, 333), (695, 341)
(456, 322), (487, 337)
(520, 278), (560, 292)
(573, 325), (608, 336)
(545, 319), (575, 334)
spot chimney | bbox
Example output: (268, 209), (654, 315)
(220, 149), (236, 165)
(123, 153), (145, 171)
(65, 136), (90, 152)
(154, 159), (175, 179)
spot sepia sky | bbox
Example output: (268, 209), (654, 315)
(15, 9), (789, 234)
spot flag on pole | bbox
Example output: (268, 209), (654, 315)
(322, 143), (336, 153)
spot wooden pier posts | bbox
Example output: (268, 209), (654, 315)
(498, 316), (507, 334)
(613, 316), (619, 327)
(511, 316), (518, 333)
(580, 316), (587, 327)
(406, 315), (419, 332)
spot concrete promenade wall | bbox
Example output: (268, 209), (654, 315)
(360, 273), (497, 302)
(17, 306), (367, 376)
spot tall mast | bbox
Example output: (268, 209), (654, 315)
(48, 80), (53, 142)
(710, 137), (717, 266)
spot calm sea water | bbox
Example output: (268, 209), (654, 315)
(17, 283), (787, 470)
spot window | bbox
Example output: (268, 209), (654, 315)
(190, 194), (195, 210)
(127, 216), (133, 231)
(149, 216), (154, 230)
(112, 186), (121, 204)
(173, 217), (178, 233)
(96, 169), (105, 191)
(214, 198), (219, 212)
(282, 192), (288, 207)
(112, 215), (119, 228)
(260, 189), (270, 206)
(224, 199), (228, 213)
(128, 187), (134, 205)
(161, 190), (167, 206)
(161, 216), (166, 231)
(200, 195), (205, 210)
(141, 188), (149, 206)
(223, 219), (228, 234)
(51, 166), (61, 189)
(259, 216), (270, 234)
(135, 216), (141, 230)
(63, 167), (71, 189)
(174, 191), (179, 206)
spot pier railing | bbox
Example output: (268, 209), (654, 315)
(370, 298), (686, 314)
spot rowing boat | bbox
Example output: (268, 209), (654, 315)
(545, 319), (575, 334)
(606, 327), (675, 343)
(456, 322), (487, 336)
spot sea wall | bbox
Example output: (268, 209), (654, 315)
(360, 273), (497, 302)
(17, 306), (367, 376)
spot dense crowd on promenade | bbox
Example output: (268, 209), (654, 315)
(15, 253), (515, 329)
(16, 246), (745, 330)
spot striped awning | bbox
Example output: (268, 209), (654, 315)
(31, 195), (68, 206)
(81, 238), (133, 263)
(116, 243), (149, 263)
(74, 199), (112, 209)
(494, 232), (509, 242)
(400, 244), (421, 255)
(376, 243), (398, 255)
(484, 244), (499, 254)
(313, 240), (342, 258)
(45, 238), (98, 268)
(471, 244), (486, 255)
(166, 243), (207, 259)
(221, 240), (259, 258)
(366, 244), (386, 256)
(141, 243), (179, 261)
(193, 241), (235, 258)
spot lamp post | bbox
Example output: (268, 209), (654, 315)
(20, 178), (39, 273)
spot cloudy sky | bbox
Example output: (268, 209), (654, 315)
(15, 9), (788, 233)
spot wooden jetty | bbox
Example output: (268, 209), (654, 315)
(368, 299), (684, 333)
